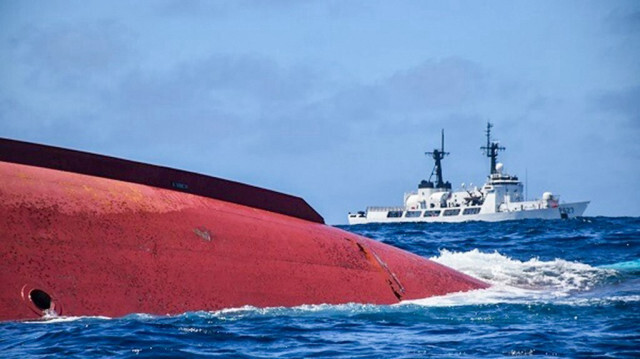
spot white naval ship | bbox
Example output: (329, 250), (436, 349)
(348, 123), (589, 224)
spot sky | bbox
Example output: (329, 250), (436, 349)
(1, 0), (639, 224)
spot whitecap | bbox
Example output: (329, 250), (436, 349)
(430, 249), (617, 292)
(26, 315), (112, 324)
(399, 249), (628, 307)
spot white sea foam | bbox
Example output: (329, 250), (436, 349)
(27, 315), (112, 324)
(431, 249), (616, 292)
(403, 249), (624, 307)
(207, 303), (383, 320)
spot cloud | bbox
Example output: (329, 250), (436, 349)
(383, 58), (488, 110)
(3, 15), (508, 159)
(2, 27), (522, 165)
(324, 58), (489, 122)
(241, 57), (494, 155)
(154, 0), (236, 19)
(106, 54), (328, 151)
(3, 27), (331, 150)
(592, 86), (640, 113)
(316, 57), (491, 122)
(591, 86), (640, 128)
(154, 0), (366, 18)
(15, 21), (133, 89)
(116, 54), (323, 110)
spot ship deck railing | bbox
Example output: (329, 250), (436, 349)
(367, 206), (406, 213)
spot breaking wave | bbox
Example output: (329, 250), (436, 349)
(431, 248), (617, 291)
(402, 249), (636, 307)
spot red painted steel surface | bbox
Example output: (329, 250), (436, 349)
(0, 150), (488, 321)
(0, 138), (324, 224)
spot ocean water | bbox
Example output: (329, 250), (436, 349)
(2, 217), (638, 358)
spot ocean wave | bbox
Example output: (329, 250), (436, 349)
(385, 249), (640, 308)
(201, 303), (387, 320)
(430, 248), (617, 292)
(600, 259), (640, 273)
(402, 284), (640, 308)
(26, 315), (112, 324)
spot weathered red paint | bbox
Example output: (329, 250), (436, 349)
(0, 140), (488, 321)
(0, 138), (324, 224)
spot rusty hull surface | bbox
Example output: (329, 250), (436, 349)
(0, 138), (324, 224)
(0, 141), (488, 321)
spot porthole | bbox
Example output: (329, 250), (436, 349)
(21, 284), (62, 317)
(29, 289), (52, 311)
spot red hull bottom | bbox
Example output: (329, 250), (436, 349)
(0, 162), (488, 321)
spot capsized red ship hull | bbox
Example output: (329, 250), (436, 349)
(0, 139), (488, 321)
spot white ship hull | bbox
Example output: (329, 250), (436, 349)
(348, 201), (589, 225)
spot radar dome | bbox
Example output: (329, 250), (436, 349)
(496, 163), (504, 173)
(543, 192), (553, 200)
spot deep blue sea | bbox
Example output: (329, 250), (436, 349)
(2, 217), (639, 358)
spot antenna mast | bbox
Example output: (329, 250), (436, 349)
(426, 129), (450, 188)
(480, 122), (505, 174)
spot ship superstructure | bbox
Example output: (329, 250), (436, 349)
(348, 123), (589, 224)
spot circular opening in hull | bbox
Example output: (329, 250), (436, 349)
(29, 289), (52, 311)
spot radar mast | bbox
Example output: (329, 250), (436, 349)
(480, 122), (505, 175)
(426, 129), (450, 189)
